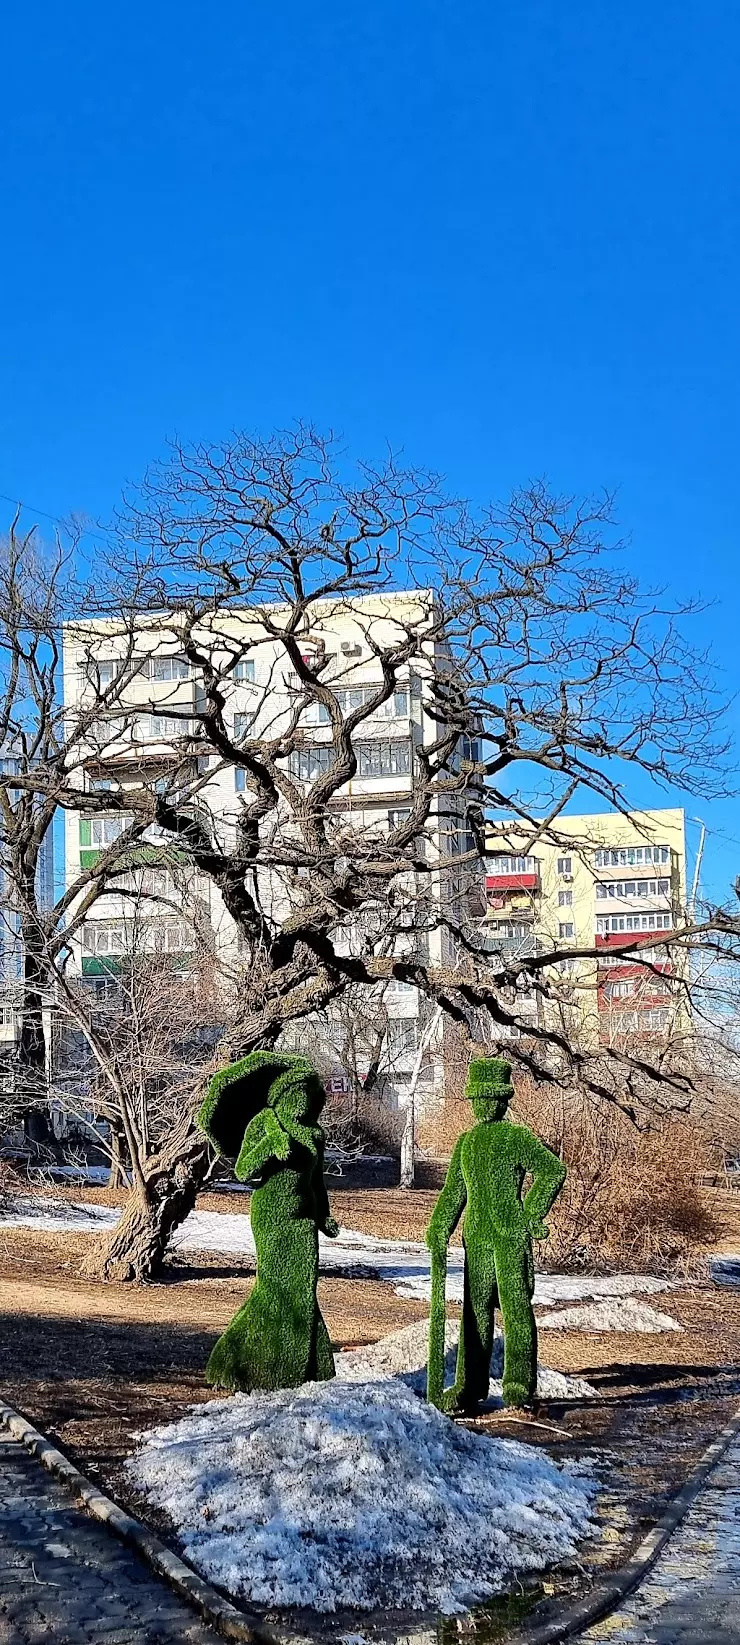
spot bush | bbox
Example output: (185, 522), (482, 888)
(322, 1093), (404, 1158)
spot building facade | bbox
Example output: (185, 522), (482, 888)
(484, 808), (688, 1046)
(0, 752), (55, 1065)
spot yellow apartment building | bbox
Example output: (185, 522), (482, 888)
(484, 808), (688, 1047)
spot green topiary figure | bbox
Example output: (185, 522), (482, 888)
(197, 1051), (339, 1393)
(426, 1057), (566, 1414)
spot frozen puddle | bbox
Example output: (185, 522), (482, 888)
(125, 1379), (596, 1613)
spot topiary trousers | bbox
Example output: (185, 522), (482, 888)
(447, 1235), (537, 1410)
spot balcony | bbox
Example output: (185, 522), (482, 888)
(486, 854), (540, 899)
(595, 922), (673, 947)
(593, 845), (672, 873)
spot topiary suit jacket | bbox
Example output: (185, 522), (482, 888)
(428, 1120), (566, 1252)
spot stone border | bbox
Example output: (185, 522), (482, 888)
(0, 1401), (277, 1643)
(511, 1402), (740, 1644)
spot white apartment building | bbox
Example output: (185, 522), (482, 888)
(62, 593), (478, 1109)
(0, 751), (55, 1065)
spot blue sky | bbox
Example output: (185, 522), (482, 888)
(1, 1), (738, 902)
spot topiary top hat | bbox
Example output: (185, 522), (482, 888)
(466, 1056), (515, 1103)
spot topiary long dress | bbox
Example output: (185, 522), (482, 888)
(206, 1118), (337, 1388)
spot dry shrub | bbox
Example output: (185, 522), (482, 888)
(420, 1077), (722, 1274)
(0, 1156), (25, 1213)
(518, 1081), (721, 1273)
(417, 1099), (470, 1158)
(322, 1094), (404, 1157)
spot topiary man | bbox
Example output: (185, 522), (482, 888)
(426, 1057), (566, 1413)
(197, 1050), (339, 1393)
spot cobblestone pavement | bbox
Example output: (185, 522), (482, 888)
(575, 1431), (740, 1644)
(0, 1431), (224, 1645)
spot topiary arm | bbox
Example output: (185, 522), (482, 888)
(520, 1130), (567, 1235)
(278, 1111), (320, 1156)
(426, 1136), (467, 1250)
(234, 1109), (291, 1182)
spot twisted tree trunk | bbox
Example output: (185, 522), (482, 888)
(84, 1128), (210, 1282)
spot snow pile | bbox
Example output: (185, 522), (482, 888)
(538, 1296), (681, 1333)
(336, 1319), (597, 1401)
(126, 1380), (594, 1614)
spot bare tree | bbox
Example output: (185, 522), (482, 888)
(49, 924), (226, 1275)
(0, 518), (223, 1156)
(3, 428), (733, 1278)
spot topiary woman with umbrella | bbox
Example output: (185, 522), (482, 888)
(198, 1051), (339, 1393)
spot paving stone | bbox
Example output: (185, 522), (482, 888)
(0, 1433), (225, 1644)
(577, 1431), (740, 1642)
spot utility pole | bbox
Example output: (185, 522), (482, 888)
(688, 820), (707, 921)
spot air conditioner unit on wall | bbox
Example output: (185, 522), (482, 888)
(340, 641), (363, 656)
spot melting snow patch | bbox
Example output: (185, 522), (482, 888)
(0, 1197), (675, 1330)
(337, 1319), (597, 1401)
(0, 1195), (117, 1233)
(126, 1380), (594, 1614)
(538, 1296), (681, 1333)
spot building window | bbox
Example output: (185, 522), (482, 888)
(388, 808), (412, 830)
(144, 655), (191, 681)
(596, 913), (673, 934)
(86, 658), (120, 687)
(81, 919), (191, 955)
(233, 711), (257, 740)
(288, 746), (336, 781)
(86, 816), (131, 848)
(611, 1007), (670, 1034)
(142, 713), (194, 739)
(558, 890), (573, 907)
(558, 922), (575, 939)
(594, 845), (670, 868)
(596, 878), (670, 900)
(82, 923), (125, 954)
(89, 716), (127, 745)
(157, 921), (191, 952)
(357, 740), (411, 778)
(235, 767), (247, 792)
(557, 856), (572, 875)
(234, 659), (255, 683)
(386, 1019), (419, 1056)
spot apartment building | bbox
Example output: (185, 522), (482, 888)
(484, 808), (688, 1045)
(62, 593), (477, 1109)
